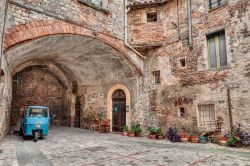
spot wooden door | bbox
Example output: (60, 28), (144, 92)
(112, 100), (126, 132)
(75, 96), (81, 128)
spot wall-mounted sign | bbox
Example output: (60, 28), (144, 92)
(113, 106), (118, 112)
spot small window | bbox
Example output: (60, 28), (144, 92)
(179, 58), (186, 67)
(207, 30), (227, 69)
(179, 107), (186, 118)
(198, 104), (216, 129)
(80, 0), (103, 7)
(209, 0), (227, 9)
(152, 70), (160, 84)
(147, 12), (158, 22)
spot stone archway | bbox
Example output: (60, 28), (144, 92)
(3, 20), (144, 75)
(107, 84), (131, 132)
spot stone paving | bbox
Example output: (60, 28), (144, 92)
(0, 127), (250, 166)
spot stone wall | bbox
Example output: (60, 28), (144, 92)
(129, 0), (250, 132)
(6, 0), (125, 39)
(0, 58), (12, 142)
(0, 0), (12, 142)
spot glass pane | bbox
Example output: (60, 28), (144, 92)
(29, 108), (48, 117)
(208, 38), (217, 68)
(221, 0), (227, 5)
(210, 0), (218, 8)
(219, 34), (227, 67)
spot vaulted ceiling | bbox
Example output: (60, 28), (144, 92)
(6, 34), (138, 85)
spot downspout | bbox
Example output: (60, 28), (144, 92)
(0, 0), (9, 72)
(176, 0), (180, 39)
(124, 0), (145, 60)
(187, 0), (192, 47)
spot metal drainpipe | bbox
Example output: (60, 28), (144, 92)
(176, 0), (180, 39)
(124, 0), (145, 60)
(187, 0), (192, 46)
(0, 0), (9, 71)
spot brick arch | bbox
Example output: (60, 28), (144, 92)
(12, 60), (71, 89)
(4, 20), (144, 75)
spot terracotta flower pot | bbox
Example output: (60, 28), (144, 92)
(180, 136), (189, 143)
(149, 134), (157, 139)
(190, 135), (199, 143)
(128, 132), (135, 137)
(219, 137), (228, 146)
(157, 135), (164, 140)
(122, 131), (128, 136)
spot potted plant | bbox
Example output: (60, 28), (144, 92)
(147, 127), (158, 139)
(217, 134), (228, 146)
(227, 135), (240, 147)
(122, 125), (129, 136)
(166, 127), (181, 142)
(189, 132), (199, 143)
(199, 135), (207, 144)
(133, 123), (142, 137)
(157, 128), (164, 140)
(180, 132), (189, 143)
(128, 129), (135, 137)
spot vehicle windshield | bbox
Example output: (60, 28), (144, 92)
(28, 108), (48, 117)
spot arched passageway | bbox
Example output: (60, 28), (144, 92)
(10, 66), (69, 128)
(5, 33), (138, 132)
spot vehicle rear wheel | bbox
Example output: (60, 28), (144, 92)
(19, 128), (23, 136)
(34, 131), (39, 142)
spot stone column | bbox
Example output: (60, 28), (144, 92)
(0, 0), (9, 142)
(0, 0), (7, 69)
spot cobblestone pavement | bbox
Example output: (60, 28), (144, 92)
(0, 127), (250, 166)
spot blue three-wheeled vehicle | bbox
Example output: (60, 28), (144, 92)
(19, 106), (50, 142)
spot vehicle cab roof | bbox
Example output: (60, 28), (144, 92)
(28, 106), (49, 109)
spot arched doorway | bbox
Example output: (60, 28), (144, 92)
(75, 96), (81, 128)
(112, 89), (126, 132)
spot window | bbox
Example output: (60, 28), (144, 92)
(152, 70), (160, 84)
(147, 12), (158, 22)
(198, 104), (216, 129)
(79, 0), (103, 7)
(207, 30), (227, 69)
(28, 108), (48, 117)
(179, 58), (186, 68)
(179, 107), (186, 118)
(209, 0), (227, 9)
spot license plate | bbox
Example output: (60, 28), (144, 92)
(36, 124), (41, 128)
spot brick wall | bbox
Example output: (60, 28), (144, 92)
(130, 0), (250, 132)
(11, 66), (69, 127)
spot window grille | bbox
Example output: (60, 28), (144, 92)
(198, 104), (216, 129)
(207, 30), (227, 69)
(152, 70), (160, 84)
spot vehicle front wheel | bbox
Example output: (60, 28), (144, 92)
(34, 132), (39, 142)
